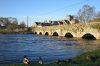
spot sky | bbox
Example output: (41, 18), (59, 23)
(0, 0), (100, 26)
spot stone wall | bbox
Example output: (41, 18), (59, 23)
(32, 23), (100, 39)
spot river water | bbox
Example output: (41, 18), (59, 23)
(0, 34), (100, 64)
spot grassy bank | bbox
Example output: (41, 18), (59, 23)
(6, 49), (100, 66)
(89, 22), (100, 31)
(0, 29), (33, 34)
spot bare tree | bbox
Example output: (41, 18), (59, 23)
(19, 21), (26, 30)
(95, 11), (100, 18)
(0, 17), (10, 25)
(7, 17), (18, 30)
(0, 17), (18, 30)
(78, 5), (95, 23)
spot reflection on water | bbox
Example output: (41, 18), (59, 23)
(0, 34), (100, 64)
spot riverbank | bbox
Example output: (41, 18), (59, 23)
(0, 29), (33, 34)
(7, 49), (100, 66)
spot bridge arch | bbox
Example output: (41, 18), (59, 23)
(45, 32), (49, 35)
(53, 32), (59, 36)
(64, 32), (73, 38)
(34, 32), (37, 34)
(39, 32), (42, 35)
(82, 33), (96, 40)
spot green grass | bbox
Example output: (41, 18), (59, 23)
(0, 29), (33, 34)
(91, 24), (100, 29)
(5, 49), (100, 66)
(72, 49), (100, 65)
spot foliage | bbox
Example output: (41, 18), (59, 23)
(0, 17), (27, 32)
(0, 17), (18, 30)
(19, 21), (26, 30)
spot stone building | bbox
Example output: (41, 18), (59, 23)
(65, 15), (79, 24)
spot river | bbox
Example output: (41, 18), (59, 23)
(0, 34), (100, 64)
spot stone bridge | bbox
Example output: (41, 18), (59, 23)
(32, 24), (100, 39)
